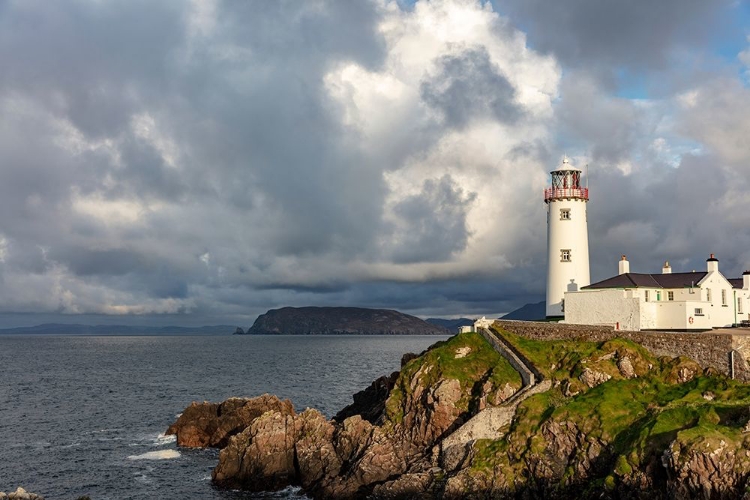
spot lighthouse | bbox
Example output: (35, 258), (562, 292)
(545, 157), (590, 318)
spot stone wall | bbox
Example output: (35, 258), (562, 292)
(495, 320), (750, 382)
(477, 328), (535, 387)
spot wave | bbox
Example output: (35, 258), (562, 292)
(127, 449), (181, 460)
(154, 433), (177, 445)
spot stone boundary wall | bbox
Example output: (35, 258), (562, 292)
(495, 320), (750, 382)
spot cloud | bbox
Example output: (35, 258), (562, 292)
(421, 47), (523, 128)
(499, 0), (737, 73)
(390, 175), (477, 263)
(0, 0), (747, 325)
(741, 36), (750, 81)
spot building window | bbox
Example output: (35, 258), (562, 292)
(707, 288), (712, 302)
(668, 291), (674, 301)
(561, 249), (571, 262)
(645, 290), (649, 302)
(739, 297), (743, 314)
(721, 289), (727, 306)
(560, 209), (571, 220)
(656, 291), (661, 301)
(695, 308), (704, 316)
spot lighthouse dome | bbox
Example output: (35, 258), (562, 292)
(553, 157), (582, 172)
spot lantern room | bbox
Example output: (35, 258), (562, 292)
(544, 157), (589, 203)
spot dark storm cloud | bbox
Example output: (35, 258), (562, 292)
(586, 153), (750, 283)
(0, 0), (391, 311)
(499, 0), (736, 72)
(280, 278), (541, 320)
(212, 0), (386, 69)
(170, 1), (390, 259)
(0, 1), (187, 137)
(421, 47), (522, 127)
(391, 175), (477, 264)
(115, 137), (187, 202)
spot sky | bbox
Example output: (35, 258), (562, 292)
(0, 0), (749, 327)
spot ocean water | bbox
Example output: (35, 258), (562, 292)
(0, 334), (449, 500)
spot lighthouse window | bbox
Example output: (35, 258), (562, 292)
(722, 289), (727, 306)
(645, 291), (649, 302)
(560, 249), (571, 262)
(668, 291), (674, 301)
(560, 209), (571, 220)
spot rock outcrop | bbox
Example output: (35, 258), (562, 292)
(333, 371), (399, 424)
(244, 306), (449, 335)
(0, 487), (44, 500)
(169, 326), (750, 499)
(165, 394), (294, 448)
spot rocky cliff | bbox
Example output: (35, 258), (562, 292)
(168, 326), (750, 499)
(244, 306), (449, 335)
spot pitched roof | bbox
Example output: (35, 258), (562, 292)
(729, 278), (744, 289)
(583, 272), (707, 290)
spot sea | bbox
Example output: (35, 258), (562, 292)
(0, 334), (450, 500)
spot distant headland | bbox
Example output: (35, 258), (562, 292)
(241, 306), (450, 335)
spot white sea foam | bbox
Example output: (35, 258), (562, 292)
(154, 433), (176, 445)
(127, 449), (181, 460)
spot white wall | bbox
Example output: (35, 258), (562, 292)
(700, 271), (736, 328)
(737, 288), (750, 324)
(565, 281), (744, 331)
(564, 288), (640, 330)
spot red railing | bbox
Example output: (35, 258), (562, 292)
(544, 187), (589, 202)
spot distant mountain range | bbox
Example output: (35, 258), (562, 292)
(424, 300), (547, 330)
(424, 317), (474, 331)
(501, 301), (546, 321)
(244, 307), (449, 335)
(0, 323), (236, 335)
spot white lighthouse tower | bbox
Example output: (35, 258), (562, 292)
(545, 157), (590, 318)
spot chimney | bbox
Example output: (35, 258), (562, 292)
(618, 255), (630, 275)
(662, 261), (672, 274)
(744, 270), (750, 290)
(707, 253), (719, 273)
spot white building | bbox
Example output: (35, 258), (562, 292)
(458, 316), (495, 333)
(545, 158), (591, 318)
(564, 254), (750, 331)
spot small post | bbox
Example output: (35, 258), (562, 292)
(730, 350), (735, 380)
